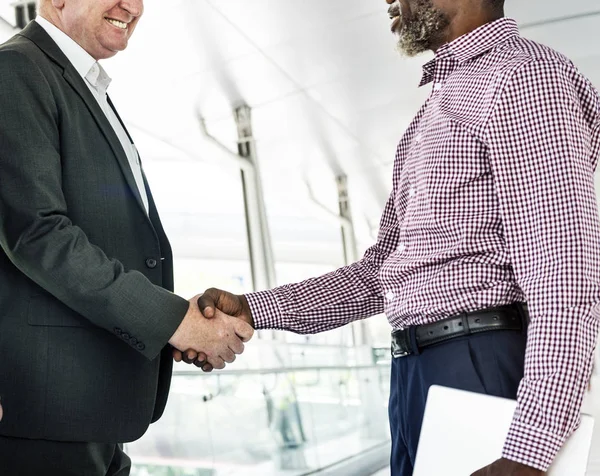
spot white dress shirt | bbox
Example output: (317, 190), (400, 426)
(35, 16), (149, 213)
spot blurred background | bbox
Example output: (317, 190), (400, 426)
(1, 1), (600, 474)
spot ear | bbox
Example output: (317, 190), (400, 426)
(51, 0), (65, 9)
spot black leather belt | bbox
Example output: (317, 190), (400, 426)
(391, 303), (528, 358)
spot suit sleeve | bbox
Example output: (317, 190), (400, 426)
(0, 49), (189, 360)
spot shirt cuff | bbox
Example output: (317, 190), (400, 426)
(502, 419), (565, 471)
(244, 289), (284, 330)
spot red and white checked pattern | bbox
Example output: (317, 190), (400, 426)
(246, 18), (600, 471)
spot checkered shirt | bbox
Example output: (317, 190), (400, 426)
(246, 18), (600, 471)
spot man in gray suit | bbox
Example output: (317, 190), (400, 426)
(0, 0), (254, 474)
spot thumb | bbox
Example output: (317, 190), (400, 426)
(197, 288), (220, 318)
(233, 318), (255, 343)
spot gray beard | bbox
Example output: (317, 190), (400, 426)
(396, 0), (450, 57)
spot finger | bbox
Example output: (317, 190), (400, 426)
(209, 357), (226, 370)
(194, 359), (209, 369)
(233, 319), (254, 343)
(195, 351), (208, 365)
(202, 363), (214, 373)
(197, 289), (218, 318)
(173, 349), (183, 362)
(193, 352), (208, 368)
(221, 349), (236, 364)
(229, 338), (245, 355)
(182, 349), (198, 364)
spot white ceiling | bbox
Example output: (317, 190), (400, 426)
(2, 1), (600, 266)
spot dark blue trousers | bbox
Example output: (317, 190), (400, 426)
(388, 330), (526, 476)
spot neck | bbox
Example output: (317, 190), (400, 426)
(37, 8), (65, 34)
(431, 8), (504, 52)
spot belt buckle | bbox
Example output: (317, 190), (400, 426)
(392, 349), (412, 358)
(391, 330), (413, 358)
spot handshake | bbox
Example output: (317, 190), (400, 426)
(168, 288), (254, 372)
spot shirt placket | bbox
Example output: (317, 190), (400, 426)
(401, 56), (457, 242)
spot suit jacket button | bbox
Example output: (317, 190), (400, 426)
(136, 342), (146, 351)
(114, 328), (122, 335)
(130, 337), (138, 345)
(145, 258), (158, 269)
(122, 333), (130, 340)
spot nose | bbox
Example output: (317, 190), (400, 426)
(120, 0), (144, 17)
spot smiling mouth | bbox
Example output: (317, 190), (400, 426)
(105, 18), (128, 30)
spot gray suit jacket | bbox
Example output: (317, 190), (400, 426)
(0, 21), (189, 443)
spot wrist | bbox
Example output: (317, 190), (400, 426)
(239, 294), (255, 328)
(168, 301), (193, 348)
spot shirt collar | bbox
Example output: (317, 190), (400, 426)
(85, 62), (112, 95)
(419, 17), (520, 87)
(35, 16), (112, 94)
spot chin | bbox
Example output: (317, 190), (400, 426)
(101, 43), (128, 57)
(93, 49), (119, 60)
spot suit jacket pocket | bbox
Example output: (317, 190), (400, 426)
(27, 293), (94, 328)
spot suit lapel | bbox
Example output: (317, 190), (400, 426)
(19, 22), (148, 217)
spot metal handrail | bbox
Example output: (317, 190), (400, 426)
(173, 363), (389, 377)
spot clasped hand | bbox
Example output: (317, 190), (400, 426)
(169, 293), (254, 371)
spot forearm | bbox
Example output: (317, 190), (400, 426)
(3, 214), (189, 359)
(246, 259), (385, 334)
(502, 302), (599, 470)
(243, 190), (400, 333)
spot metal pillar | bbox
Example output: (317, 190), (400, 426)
(336, 176), (386, 438)
(336, 175), (371, 347)
(336, 175), (359, 265)
(234, 105), (277, 292)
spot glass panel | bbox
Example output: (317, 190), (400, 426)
(127, 365), (391, 475)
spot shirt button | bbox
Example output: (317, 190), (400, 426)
(434, 82), (443, 91)
(145, 258), (158, 269)
(386, 291), (396, 301)
(398, 243), (406, 253)
(409, 188), (416, 197)
(415, 133), (423, 143)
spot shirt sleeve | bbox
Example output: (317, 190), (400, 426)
(246, 191), (401, 333)
(486, 58), (600, 470)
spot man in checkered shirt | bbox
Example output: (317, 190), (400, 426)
(180, 0), (600, 474)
